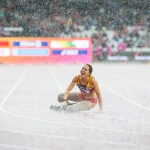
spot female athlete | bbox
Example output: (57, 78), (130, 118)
(50, 64), (103, 112)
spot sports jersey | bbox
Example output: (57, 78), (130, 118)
(76, 75), (94, 94)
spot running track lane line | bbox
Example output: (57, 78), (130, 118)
(49, 70), (64, 92)
(0, 143), (47, 150)
(0, 68), (29, 110)
(0, 129), (150, 148)
(1, 109), (150, 135)
(93, 69), (150, 111)
(99, 83), (150, 111)
(100, 71), (150, 89)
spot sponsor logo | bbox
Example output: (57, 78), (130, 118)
(107, 56), (128, 61)
(13, 41), (48, 47)
(135, 56), (150, 60)
(0, 41), (9, 47)
(12, 48), (49, 56)
(52, 50), (87, 55)
(3, 27), (24, 32)
(50, 40), (89, 49)
(0, 48), (10, 56)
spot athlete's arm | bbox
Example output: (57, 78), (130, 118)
(60, 76), (77, 108)
(91, 78), (103, 111)
(63, 76), (78, 100)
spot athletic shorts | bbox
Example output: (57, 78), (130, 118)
(81, 94), (98, 104)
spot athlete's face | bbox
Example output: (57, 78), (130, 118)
(80, 65), (90, 77)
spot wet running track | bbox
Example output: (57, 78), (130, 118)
(0, 63), (150, 150)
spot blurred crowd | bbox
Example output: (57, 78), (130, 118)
(0, 0), (150, 56)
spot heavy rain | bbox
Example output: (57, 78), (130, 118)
(0, 0), (150, 150)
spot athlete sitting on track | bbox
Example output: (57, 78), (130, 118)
(50, 64), (103, 112)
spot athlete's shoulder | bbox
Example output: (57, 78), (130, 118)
(74, 75), (80, 79)
(90, 76), (97, 83)
(72, 75), (79, 82)
(90, 75), (95, 80)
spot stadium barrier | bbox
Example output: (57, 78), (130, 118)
(98, 51), (150, 62)
(0, 37), (92, 64)
(1, 37), (150, 64)
(95, 48), (150, 62)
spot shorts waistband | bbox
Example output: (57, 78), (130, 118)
(81, 94), (98, 104)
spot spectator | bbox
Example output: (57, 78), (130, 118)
(0, 0), (150, 53)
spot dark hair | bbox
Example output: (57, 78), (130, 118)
(86, 64), (93, 73)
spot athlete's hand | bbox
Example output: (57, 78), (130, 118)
(94, 110), (104, 114)
(99, 110), (104, 113)
(96, 109), (104, 113)
(60, 101), (68, 108)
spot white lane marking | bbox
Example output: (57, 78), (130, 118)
(0, 143), (50, 150)
(2, 106), (150, 124)
(122, 78), (150, 88)
(100, 83), (150, 111)
(1, 109), (150, 135)
(49, 70), (64, 92)
(18, 105), (50, 107)
(0, 69), (28, 110)
(2, 105), (150, 125)
(99, 71), (150, 89)
(1, 129), (150, 148)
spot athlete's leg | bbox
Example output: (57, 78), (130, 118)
(57, 92), (96, 112)
(58, 92), (83, 103)
(67, 101), (96, 112)
(50, 92), (82, 111)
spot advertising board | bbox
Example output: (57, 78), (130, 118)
(0, 37), (92, 64)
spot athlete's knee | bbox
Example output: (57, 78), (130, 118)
(58, 93), (64, 102)
(67, 101), (95, 112)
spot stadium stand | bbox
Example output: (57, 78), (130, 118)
(0, 0), (150, 61)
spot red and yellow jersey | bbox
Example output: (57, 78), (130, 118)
(76, 75), (94, 94)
